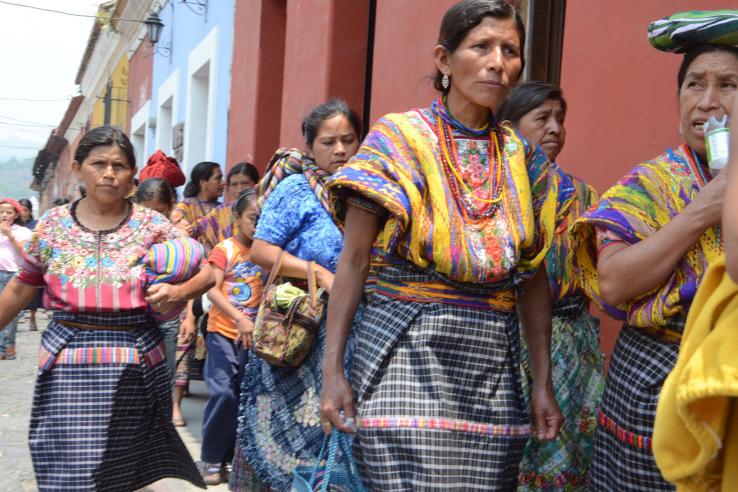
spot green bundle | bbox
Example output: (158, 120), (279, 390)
(648, 10), (738, 53)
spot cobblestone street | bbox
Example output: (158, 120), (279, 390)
(0, 312), (228, 491)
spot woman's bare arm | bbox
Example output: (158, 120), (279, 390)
(0, 278), (37, 328)
(146, 264), (215, 311)
(320, 205), (380, 433)
(250, 239), (335, 292)
(517, 267), (563, 440)
(598, 172), (726, 306)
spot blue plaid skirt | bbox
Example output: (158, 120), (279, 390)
(29, 313), (204, 491)
(351, 289), (529, 491)
(237, 307), (362, 492)
(588, 324), (682, 491)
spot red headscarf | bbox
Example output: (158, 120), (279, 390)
(139, 150), (186, 188)
(0, 198), (23, 216)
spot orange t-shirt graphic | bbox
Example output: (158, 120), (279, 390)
(207, 237), (264, 340)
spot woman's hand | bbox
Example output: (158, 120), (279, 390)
(146, 283), (183, 313)
(0, 221), (13, 238)
(685, 170), (728, 229)
(179, 314), (196, 344)
(316, 265), (335, 293)
(319, 368), (357, 434)
(530, 382), (564, 441)
(236, 317), (254, 348)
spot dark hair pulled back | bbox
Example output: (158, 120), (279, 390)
(434, 0), (526, 94)
(496, 81), (567, 124)
(136, 178), (177, 206)
(301, 99), (362, 149)
(183, 161), (221, 198)
(677, 44), (738, 93)
(232, 189), (258, 217)
(228, 162), (260, 184)
(74, 126), (136, 168)
(18, 198), (32, 212)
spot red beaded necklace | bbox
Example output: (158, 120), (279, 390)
(435, 111), (506, 220)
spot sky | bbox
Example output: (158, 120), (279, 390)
(0, 1), (100, 162)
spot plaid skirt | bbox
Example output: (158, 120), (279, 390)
(238, 306), (362, 492)
(352, 289), (530, 491)
(29, 314), (205, 491)
(588, 324), (681, 491)
(517, 296), (605, 491)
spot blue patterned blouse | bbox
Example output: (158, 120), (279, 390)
(254, 174), (343, 272)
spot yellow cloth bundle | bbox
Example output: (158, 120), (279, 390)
(653, 254), (738, 491)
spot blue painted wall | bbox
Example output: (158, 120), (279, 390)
(148, 0), (235, 174)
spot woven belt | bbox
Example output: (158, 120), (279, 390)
(57, 320), (134, 331)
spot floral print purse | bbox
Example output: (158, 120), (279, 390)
(253, 251), (325, 368)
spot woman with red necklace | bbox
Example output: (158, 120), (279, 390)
(319, 0), (572, 488)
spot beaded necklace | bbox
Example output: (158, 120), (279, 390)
(681, 144), (711, 187)
(682, 144), (722, 248)
(432, 98), (506, 220)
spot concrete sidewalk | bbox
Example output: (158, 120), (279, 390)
(0, 311), (228, 491)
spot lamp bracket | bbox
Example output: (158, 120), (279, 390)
(180, 1), (208, 16)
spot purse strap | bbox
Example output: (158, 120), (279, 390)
(306, 259), (318, 309)
(264, 250), (320, 309)
(263, 249), (287, 295)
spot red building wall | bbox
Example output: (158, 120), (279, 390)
(227, 0), (286, 172)
(227, 0), (369, 173)
(369, 0), (454, 123)
(126, 37), (153, 135)
(279, 0), (370, 149)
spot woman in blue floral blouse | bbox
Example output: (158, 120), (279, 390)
(229, 99), (363, 491)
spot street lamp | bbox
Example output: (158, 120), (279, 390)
(144, 12), (164, 45)
(143, 12), (170, 57)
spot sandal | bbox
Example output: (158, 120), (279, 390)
(201, 462), (222, 486)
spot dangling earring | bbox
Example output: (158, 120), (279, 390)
(442, 74), (450, 90)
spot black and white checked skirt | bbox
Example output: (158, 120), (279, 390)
(588, 324), (682, 491)
(352, 288), (530, 491)
(29, 316), (205, 491)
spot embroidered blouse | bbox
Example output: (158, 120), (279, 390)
(17, 202), (184, 313)
(328, 99), (574, 311)
(570, 144), (722, 334)
(547, 174), (599, 302)
(171, 197), (220, 238)
(255, 174), (343, 273)
(195, 203), (237, 251)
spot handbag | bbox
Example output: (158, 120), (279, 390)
(292, 431), (366, 492)
(253, 251), (325, 368)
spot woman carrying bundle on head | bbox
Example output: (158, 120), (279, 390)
(570, 10), (738, 490)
